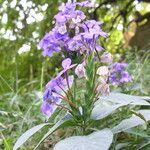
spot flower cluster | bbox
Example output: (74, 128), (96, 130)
(39, 0), (131, 117)
(39, 0), (107, 57)
(41, 58), (75, 116)
(109, 62), (132, 84)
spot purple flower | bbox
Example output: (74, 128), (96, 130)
(57, 75), (74, 93)
(38, 32), (61, 57)
(39, 30), (69, 57)
(58, 58), (77, 76)
(45, 76), (63, 92)
(41, 85), (61, 117)
(41, 101), (55, 116)
(109, 74), (120, 84)
(77, 1), (94, 7)
(39, 0), (107, 57)
(120, 71), (132, 83)
(56, 24), (67, 34)
(54, 2), (76, 24)
(41, 75), (74, 117)
(67, 35), (88, 52)
(67, 20), (107, 53)
(111, 62), (127, 72)
(67, 38), (81, 51)
(58, 1), (76, 14)
(80, 20), (107, 38)
(54, 13), (68, 24)
(41, 58), (76, 117)
(71, 10), (86, 25)
(109, 62), (132, 84)
(74, 10), (86, 20)
(62, 58), (72, 69)
(67, 32), (104, 54)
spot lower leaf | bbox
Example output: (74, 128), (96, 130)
(13, 123), (50, 150)
(34, 113), (73, 149)
(54, 129), (113, 150)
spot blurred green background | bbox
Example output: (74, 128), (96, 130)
(0, 0), (150, 149)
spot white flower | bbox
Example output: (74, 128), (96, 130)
(18, 44), (31, 55)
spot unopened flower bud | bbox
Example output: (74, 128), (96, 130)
(75, 64), (86, 78)
(97, 66), (109, 76)
(97, 83), (110, 96)
(98, 76), (108, 84)
(101, 52), (112, 64)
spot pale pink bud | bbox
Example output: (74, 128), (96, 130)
(101, 52), (112, 64)
(97, 66), (109, 76)
(98, 76), (108, 84)
(97, 83), (110, 96)
(62, 58), (71, 69)
(75, 64), (86, 78)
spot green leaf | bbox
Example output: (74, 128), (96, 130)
(13, 123), (50, 150)
(91, 103), (129, 120)
(100, 92), (150, 106)
(84, 54), (96, 116)
(34, 113), (73, 149)
(131, 110), (147, 123)
(112, 110), (150, 134)
(54, 129), (113, 150)
(112, 116), (145, 134)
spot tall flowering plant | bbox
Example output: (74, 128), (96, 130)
(14, 1), (150, 150)
(38, 0), (112, 120)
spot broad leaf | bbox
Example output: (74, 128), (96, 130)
(13, 123), (49, 150)
(54, 129), (113, 150)
(142, 96), (150, 101)
(112, 116), (145, 134)
(34, 113), (73, 149)
(91, 103), (129, 120)
(100, 93), (150, 106)
(112, 110), (150, 133)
